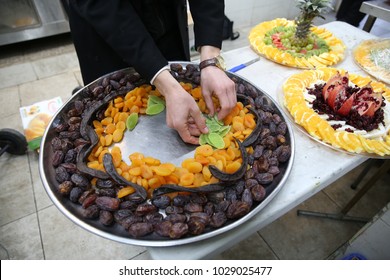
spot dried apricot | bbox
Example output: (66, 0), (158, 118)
(180, 173), (195, 186)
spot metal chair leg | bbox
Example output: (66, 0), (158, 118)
(297, 160), (390, 223)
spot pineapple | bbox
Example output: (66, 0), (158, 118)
(293, 0), (333, 47)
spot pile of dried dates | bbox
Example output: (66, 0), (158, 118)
(46, 63), (292, 241)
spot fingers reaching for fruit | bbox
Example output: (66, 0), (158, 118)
(200, 66), (237, 120)
(154, 70), (208, 145)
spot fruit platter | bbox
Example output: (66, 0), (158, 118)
(249, 0), (345, 69)
(281, 67), (390, 157)
(39, 62), (294, 246)
(353, 38), (390, 85)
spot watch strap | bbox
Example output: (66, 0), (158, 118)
(199, 57), (219, 70)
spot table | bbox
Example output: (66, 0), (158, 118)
(360, 0), (390, 32)
(147, 21), (377, 260)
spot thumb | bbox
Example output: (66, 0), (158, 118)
(190, 107), (208, 134)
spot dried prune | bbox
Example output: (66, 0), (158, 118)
(95, 196), (120, 211)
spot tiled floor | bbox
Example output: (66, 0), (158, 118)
(1, 14), (390, 260)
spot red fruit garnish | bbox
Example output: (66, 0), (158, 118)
(337, 93), (355, 116)
(327, 84), (345, 109)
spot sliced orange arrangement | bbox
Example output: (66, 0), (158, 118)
(282, 67), (390, 156)
(353, 39), (390, 85)
(249, 18), (345, 69)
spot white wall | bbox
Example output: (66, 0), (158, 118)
(224, 0), (340, 30)
(224, 0), (299, 29)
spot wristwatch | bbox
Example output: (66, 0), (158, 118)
(199, 55), (226, 71)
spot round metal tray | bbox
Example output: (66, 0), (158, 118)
(39, 62), (295, 247)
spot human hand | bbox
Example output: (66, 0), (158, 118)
(153, 70), (208, 145)
(200, 66), (236, 120)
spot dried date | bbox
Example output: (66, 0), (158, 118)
(99, 210), (114, 226)
(52, 150), (64, 167)
(128, 222), (153, 238)
(58, 181), (73, 196)
(226, 201), (250, 219)
(169, 222), (188, 239)
(255, 173), (273, 185)
(70, 173), (91, 189)
(82, 205), (99, 219)
(95, 196), (120, 211)
(69, 187), (83, 203)
(251, 184), (266, 201)
(55, 166), (70, 183)
(154, 220), (173, 237)
(210, 211), (227, 228)
(188, 217), (206, 235)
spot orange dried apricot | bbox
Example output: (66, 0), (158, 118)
(179, 173), (194, 186)
(225, 161), (241, 173)
(112, 129), (124, 143)
(140, 164), (153, 179)
(195, 144), (213, 157)
(152, 165), (172, 176)
(117, 187), (135, 198)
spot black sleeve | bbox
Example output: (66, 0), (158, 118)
(70, 0), (168, 81)
(189, 0), (225, 51)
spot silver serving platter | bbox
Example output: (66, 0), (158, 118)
(39, 62), (295, 247)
